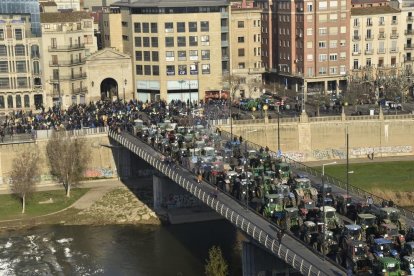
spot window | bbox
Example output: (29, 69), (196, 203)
(135, 37), (142, 47)
(0, 45), (6, 56)
(202, 64), (210, 74)
(189, 22), (197, 32)
(367, 18), (372, 26)
(330, 40), (337, 48)
(16, 61), (26, 72)
(143, 37), (150, 47)
(16, 95), (21, 108)
(307, 54), (313, 61)
(319, 1), (327, 9)
(178, 65), (187, 75)
(319, 14), (327, 23)
(151, 37), (158, 47)
(307, 41), (313, 48)
(134, 23), (141, 33)
(340, 40), (346, 47)
(0, 61), (7, 73)
(329, 27), (338, 35)
(189, 36), (198, 46)
(177, 36), (186, 47)
(330, 14), (337, 21)
(178, 51), (186, 61)
(238, 36), (245, 43)
(166, 51), (174, 61)
(307, 28), (313, 35)
(238, 48), (245, 57)
(189, 50), (198, 60)
(165, 22), (173, 33)
(319, 54), (328, 61)
(122, 35), (128, 41)
(135, 51), (142, 61)
(139, 23), (148, 33)
(144, 51), (151, 61)
(177, 22), (185, 32)
(340, 52), (346, 59)
(0, 96), (3, 108)
(152, 65), (159, 76)
(319, 28), (327, 35)
(201, 21), (209, 32)
(7, 95), (13, 108)
(330, 1), (338, 8)
(151, 23), (158, 33)
(122, 21), (128, 27)
(166, 65), (175, 75)
(15, 29), (23, 40)
(17, 77), (27, 88)
(152, 51), (159, 61)
(238, 63), (245, 69)
(379, 17), (385, 25)
(319, 67), (327, 75)
(0, 78), (9, 88)
(201, 50), (210, 60)
(340, 26), (346, 34)
(318, 41), (326, 48)
(237, 21), (245, 28)
(340, 65), (346, 75)
(307, 3), (313, 12)
(15, 45), (25, 56)
(200, 35), (210, 46)
(0, 29), (4, 40)
(329, 54), (338, 61)
(366, 58), (372, 67)
(144, 65), (151, 75)
(329, 67), (337, 74)
(136, 65), (143, 75)
(165, 37), (174, 47)
(24, 95), (30, 108)
(51, 38), (57, 48)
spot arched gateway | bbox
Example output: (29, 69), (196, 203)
(100, 78), (118, 100)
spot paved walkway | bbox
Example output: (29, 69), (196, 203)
(304, 155), (414, 167)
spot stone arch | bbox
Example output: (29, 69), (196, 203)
(100, 78), (118, 100)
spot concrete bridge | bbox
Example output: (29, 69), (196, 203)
(110, 130), (346, 276)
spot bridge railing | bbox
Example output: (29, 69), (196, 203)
(110, 130), (330, 276)
(220, 129), (414, 223)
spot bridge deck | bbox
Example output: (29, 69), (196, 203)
(111, 131), (346, 276)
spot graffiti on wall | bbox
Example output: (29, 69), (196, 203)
(313, 149), (346, 160)
(351, 146), (412, 156)
(283, 152), (306, 162)
(84, 168), (114, 178)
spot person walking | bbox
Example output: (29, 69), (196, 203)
(366, 196), (373, 209)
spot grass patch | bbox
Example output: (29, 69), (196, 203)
(319, 161), (414, 206)
(0, 188), (88, 221)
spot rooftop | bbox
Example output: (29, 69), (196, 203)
(112, 0), (229, 8)
(351, 5), (400, 15)
(40, 11), (92, 23)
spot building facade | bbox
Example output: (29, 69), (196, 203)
(254, 0), (275, 72)
(230, 2), (264, 98)
(0, 15), (43, 112)
(273, 0), (351, 97)
(102, 0), (230, 102)
(40, 11), (97, 107)
(0, 0), (42, 37)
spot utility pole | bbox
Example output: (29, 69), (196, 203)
(57, 64), (61, 110)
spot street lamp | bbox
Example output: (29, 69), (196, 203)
(100, 143), (123, 180)
(123, 79), (127, 102)
(178, 80), (185, 102)
(321, 161), (337, 259)
(193, 61), (200, 107)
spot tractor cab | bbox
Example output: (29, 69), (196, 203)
(318, 206), (342, 230)
(275, 162), (291, 182)
(373, 257), (402, 276)
(283, 207), (302, 230)
(401, 256), (414, 276)
(378, 207), (406, 233)
(342, 224), (364, 241)
(371, 238), (399, 258)
(263, 194), (284, 220)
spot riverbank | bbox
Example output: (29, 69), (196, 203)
(0, 179), (161, 231)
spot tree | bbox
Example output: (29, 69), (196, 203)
(10, 151), (40, 213)
(46, 133), (90, 197)
(205, 245), (228, 276)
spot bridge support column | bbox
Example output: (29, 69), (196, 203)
(242, 241), (294, 276)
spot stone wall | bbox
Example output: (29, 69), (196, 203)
(222, 116), (414, 162)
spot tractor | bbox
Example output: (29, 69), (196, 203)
(282, 207), (302, 232)
(371, 238), (399, 259)
(314, 229), (339, 256)
(377, 207), (407, 234)
(262, 194), (285, 222)
(274, 162), (291, 183)
(357, 213), (378, 239)
(317, 206), (343, 231)
(292, 177), (318, 205)
(276, 184), (296, 207)
(337, 240), (372, 275)
(298, 198), (319, 221)
(339, 224), (364, 250)
(372, 257), (403, 276)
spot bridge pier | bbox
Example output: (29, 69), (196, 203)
(242, 241), (299, 276)
(152, 175), (223, 224)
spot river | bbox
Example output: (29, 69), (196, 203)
(0, 220), (244, 276)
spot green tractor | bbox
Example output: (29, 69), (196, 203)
(292, 177), (318, 205)
(378, 207), (407, 234)
(262, 194), (285, 222)
(282, 207), (302, 232)
(372, 257), (403, 276)
(275, 162), (291, 184)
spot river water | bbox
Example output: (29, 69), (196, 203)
(0, 220), (244, 276)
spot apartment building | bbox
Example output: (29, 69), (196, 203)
(274, 0), (351, 97)
(103, 0), (230, 102)
(350, 1), (404, 79)
(0, 0), (42, 37)
(254, 0), (275, 72)
(41, 11), (97, 107)
(230, 1), (264, 98)
(0, 15), (43, 111)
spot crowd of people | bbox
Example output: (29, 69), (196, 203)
(0, 98), (228, 139)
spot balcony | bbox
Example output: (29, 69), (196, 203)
(73, 87), (88, 94)
(405, 30), (414, 36)
(221, 26), (229, 32)
(248, 68), (266, 74)
(221, 12), (229, 18)
(365, 49), (374, 55)
(352, 35), (360, 41)
(390, 47), (398, 53)
(377, 48), (386, 54)
(352, 50), (361, 56)
(353, 22), (360, 27)
(379, 21), (385, 26)
(378, 33), (386, 40)
(365, 35), (374, 41)
(49, 59), (86, 67)
(50, 72), (87, 81)
(391, 20), (398, 25)
(405, 44), (414, 50)
(31, 53), (41, 59)
(48, 43), (85, 52)
(221, 40), (229, 47)
(390, 33), (399, 39)
(408, 16), (414, 22)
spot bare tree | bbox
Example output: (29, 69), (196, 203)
(222, 73), (242, 101)
(46, 133), (90, 197)
(10, 151), (40, 213)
